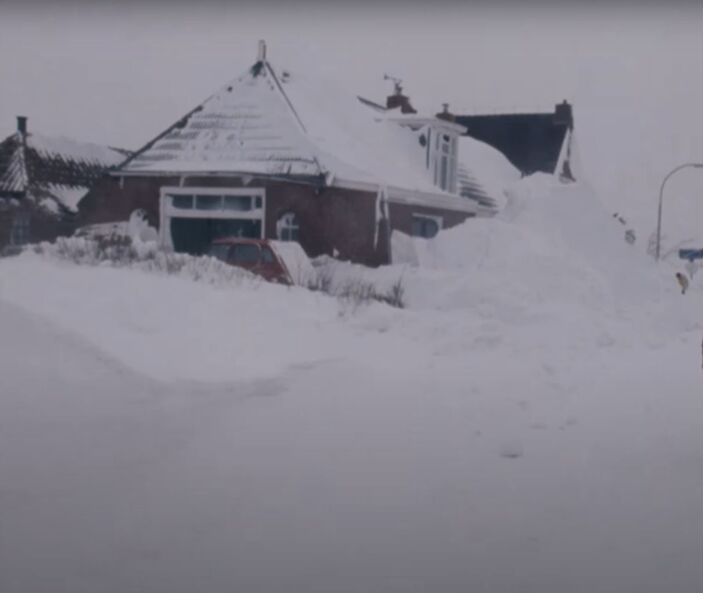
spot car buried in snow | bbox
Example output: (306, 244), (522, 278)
(208, 237), (315, 287)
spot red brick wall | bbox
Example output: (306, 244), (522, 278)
(388, 201), (474, 235)
(80, 174), (385, 264)
(79, 174), (476, 266)
(0, 202), (74, 250)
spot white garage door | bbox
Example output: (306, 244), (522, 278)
(159, 186), (265, 255)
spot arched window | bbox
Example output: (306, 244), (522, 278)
(411, 214), (442, 239)
(276, 212), (299, 241)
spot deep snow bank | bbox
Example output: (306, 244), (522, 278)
(0, 173), (699, 386)
(498, 173), (664, 300)
(0, 255), (397, 383)
(326, 174), (696, 312)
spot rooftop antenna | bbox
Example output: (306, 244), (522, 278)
(383, 73), (403, 95)
(257, 40), (267, 62)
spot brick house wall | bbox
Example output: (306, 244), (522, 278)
(80, 174), (474, 266)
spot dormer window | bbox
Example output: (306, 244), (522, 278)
(386, 113), (466, 194)
(437, 134), (452, 191)
(430, 131), (458, 193)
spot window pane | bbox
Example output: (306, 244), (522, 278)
(209, 243), (231, 262)
(232, 244), (260, 264)
(425, 219), (440, 238)
(255, 197), (263, 209)
(10, 212), (30, 245)
(277, 212), (299, 241)
(223, 196), (252, 211)
(440, 156), (449, 190)
(171, 195), (193, 209)
(196, 195), (222, 210)
(412, 216), (440, 239)
(261, 246), (275, 263)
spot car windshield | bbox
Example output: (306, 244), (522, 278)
(231, 244), (260, 264)
(260, 246), (275, 264)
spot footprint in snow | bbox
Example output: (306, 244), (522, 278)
(499, 442), (524, 459)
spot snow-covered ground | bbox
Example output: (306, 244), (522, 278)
(0, 174), (700, 593)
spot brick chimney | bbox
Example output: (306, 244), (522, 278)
(435, 103), (456, 123)
(553, 100), (573, 129)
(16, 116), (27, 136)
(385, 79), (417, 114)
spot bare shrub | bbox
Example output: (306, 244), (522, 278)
(307, 267), (334, 293)
(384, 277), (406, 309)
(334, 277), (405, 310)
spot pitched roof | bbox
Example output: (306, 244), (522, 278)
(455, 102), (573, 177)
(119, 58), (475, 207)
(0, 130), (129, 213)
(456, 136), (522, 214)
(121, 62), (323, 179)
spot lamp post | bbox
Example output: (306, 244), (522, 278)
(655, 162), (702, 261)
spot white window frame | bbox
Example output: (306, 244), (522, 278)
(428, 131), (458, 193)
(276, 211), (300, 242)
(159, 186), (266, 249)
(411, 213), (443, 239)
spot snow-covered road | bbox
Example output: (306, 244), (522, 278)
(0, 292), (700, 593)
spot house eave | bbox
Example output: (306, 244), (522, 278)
(331, 177), (478, 215)
(385, 116), (467, 135)
(110, 168), (325, 187)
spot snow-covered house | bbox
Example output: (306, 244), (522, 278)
(0, 117), (129, 250)
(79, 42), (496, 265)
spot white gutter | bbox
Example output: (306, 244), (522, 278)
(331, 177), (478, 215)
(110, 169), (477, 215)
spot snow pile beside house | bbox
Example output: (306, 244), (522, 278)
(319, 173), (665, 312)
(2, 172), (699, 385)
(457, 135), (521, 212)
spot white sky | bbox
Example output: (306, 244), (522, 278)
(1, 1), (701, 242)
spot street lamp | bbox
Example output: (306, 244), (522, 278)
(655, 162), (702, 261)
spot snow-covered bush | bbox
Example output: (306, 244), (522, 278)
(29, 235), (407, 309)
(29, 235), (256, 287)
(332, 278), (405, 311)
(309, 256), (405, 309)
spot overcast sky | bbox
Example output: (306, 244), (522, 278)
(1, 0), (701, 241)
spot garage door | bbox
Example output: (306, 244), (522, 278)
(160, 187), (265, 255)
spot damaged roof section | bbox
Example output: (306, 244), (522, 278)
(0, 118), (130, 213)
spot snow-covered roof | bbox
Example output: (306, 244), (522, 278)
(0, 129), (129, 213)
(456, 136), (522, 214)
(121, 58), (475, 204)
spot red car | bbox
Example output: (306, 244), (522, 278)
(209, 238), (293, 285)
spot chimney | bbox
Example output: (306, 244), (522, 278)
(553, 100), (573, 129)
(16, 116), (27, 136)
(435, 103), (456, 123)
(257, 40), (267, 62)
(386, 87), (417, 114)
